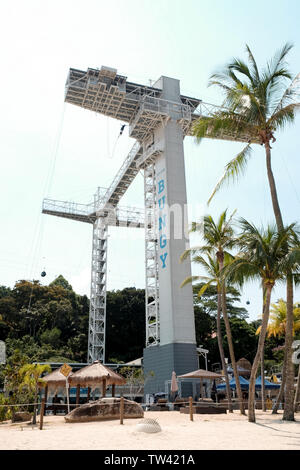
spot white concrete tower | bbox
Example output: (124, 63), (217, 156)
(142, 76), (198, 394)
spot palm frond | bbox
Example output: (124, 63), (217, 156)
(208, 144), (252, 204)
(180, 275), (201, 288)
(191, 254), (215, 273)
(266, 43), (294, 79)
(180, 246), (205, 262)
(245, 44), (260, 84)
(271, 72), (300, 115)
(197, 280), (216, 298)
(268, 102), (300, 130)
(228, 58), (256, 87)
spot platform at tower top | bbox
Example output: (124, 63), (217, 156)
(65, 66), (259, 144)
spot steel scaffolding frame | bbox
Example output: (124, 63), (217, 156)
(42, 189), (144, 364)
(88, 219), (108, 363)
(144, 164), (159, 346)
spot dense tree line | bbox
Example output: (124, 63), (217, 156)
(0, 274), (286, 370)
(0, 276), (89, 363)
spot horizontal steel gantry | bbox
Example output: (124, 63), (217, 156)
(65, 66), (257, 143)
(65, 66), (258, 210)
(42, 196), (144, 228)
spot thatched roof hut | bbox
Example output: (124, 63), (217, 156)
(68, 361), (126, 399)
(38, 368), (72, 389)
(38, 367), (73, 401)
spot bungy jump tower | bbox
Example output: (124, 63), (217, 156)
(42, 66), (254, 396)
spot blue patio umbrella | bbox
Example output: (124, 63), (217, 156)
(217, 376), (249, 391)
(255, 376), (280, 390)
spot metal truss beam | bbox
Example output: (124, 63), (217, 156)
(100, 141), (142, 208)
(42, 198), (144, 228)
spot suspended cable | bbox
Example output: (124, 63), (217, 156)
(24, 102), (66, 313)
(44, 102), (66, 197)
(107, 124), (127, 159)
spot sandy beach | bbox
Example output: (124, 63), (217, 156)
(0, 410), (299, 450)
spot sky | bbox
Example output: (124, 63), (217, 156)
(1, 0), (300, 323)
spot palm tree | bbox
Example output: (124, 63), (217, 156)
(279, 238), (300, 420)
(257, 299), (300, 338)
(19, 363), (51, 424)
(181, 210), (246, 414)
(181, 253), (233, 412)
(225, 219), (296, 423)
(193, 43), (300, 226)
(193, 43), (300, 421)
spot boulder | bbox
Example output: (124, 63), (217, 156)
(64, 397), (144, 423)
(12, 411), (32, 422)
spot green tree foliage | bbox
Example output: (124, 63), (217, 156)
(0, 276), (89, 363)
(49, 275), (73, 291)
(192, 283), (257, 367)
(106, 288), (146, 363)
(0, 276), (287, 374)
(1, 350), (33, 421)
(19, 363), (51, 424)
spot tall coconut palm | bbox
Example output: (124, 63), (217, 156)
(224, 219), (296, 423)
(181, 253), (233, 412)
(181, 210), (246, 414)
(193, 44), (300, 421)
(193, 43), (300, 225)
(278, 237), (300, 420)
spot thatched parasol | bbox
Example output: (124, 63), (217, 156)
(177, 369), (223, 380)
(178, 369), (223, 399)
(68, 361), (126, 401)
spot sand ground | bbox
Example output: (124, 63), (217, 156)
(0, 410), (299, 450)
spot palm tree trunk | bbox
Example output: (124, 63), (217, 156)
(32, 389), (38, 425)
(272, 363), (286, 414)
(283, 274), (295, 421)
(261, 345), (266, 412)
(221, 284), (245, 415)
(217, 287), (233, 413)
(294, 365), (300, 412)
(261, 288), (266, 412)
(265, 144), (284, 231)
(265, 143), (294, 421)
(248, 285), (272, 423)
